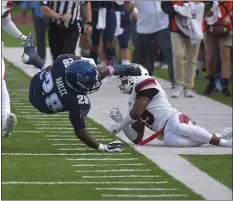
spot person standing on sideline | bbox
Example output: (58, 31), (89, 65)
(41, 1), (92, 60)
(21, 1), (47, 60)
(125, 1), (175, 88)
(162, 1), (213, 98)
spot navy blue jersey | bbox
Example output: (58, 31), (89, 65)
(29, 54), (91, 132)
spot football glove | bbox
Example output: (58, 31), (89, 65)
(104, 140), (125, 152)
(110, 108), (123, 123)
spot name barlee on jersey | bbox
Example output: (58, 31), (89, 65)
(56, 77), (68, 97)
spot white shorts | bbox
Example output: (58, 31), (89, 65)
(2, 57), (6, 80)
(163, 112), (211, 147)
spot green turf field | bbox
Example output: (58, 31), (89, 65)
(182, 155), (232, 190)
(1, 61), (204, 199)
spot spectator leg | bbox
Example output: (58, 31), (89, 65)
(132, 33), (154, 75)
(32, 15), (47, 60)
(184, 39), (201, 89)
(170, 32), (185, 87)
(48, 25), (64, 60)
(155, 29), (175, 85)
(62, 26), (80, 55)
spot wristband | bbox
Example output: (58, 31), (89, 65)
(86, 21), (92, 26)
(97, 143), (105, 152)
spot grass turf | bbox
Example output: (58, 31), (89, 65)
(1, 61), (203, 200)
(181, 155), (232, 190)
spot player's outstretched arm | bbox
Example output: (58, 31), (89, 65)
(110, 108), (145, 144)
(97, 63), (142, 80)
(75, 128), (125, 152)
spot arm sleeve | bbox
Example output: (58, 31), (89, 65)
(1, 13), (23, 39)
(69, 111), (86, 133)
(161, 1), (177, 16)
(136, 88), (159, 101)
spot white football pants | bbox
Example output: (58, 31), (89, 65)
(2, 57), (11, 129)
(163, 112), (213, 147)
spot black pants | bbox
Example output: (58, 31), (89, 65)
(133, 29), (174, 83)
(32, 15), (47, 60)
(48, 23), (80, 60)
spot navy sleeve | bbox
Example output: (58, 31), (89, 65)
(69, 111), (86, 133)
(68, 95), (91, 133)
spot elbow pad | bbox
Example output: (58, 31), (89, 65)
(2, 13), (23, 39)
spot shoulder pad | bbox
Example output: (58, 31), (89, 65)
(134, 75), (157, 92)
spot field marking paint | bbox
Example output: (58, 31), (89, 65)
(76, 169), (150, 173)
(2, 153), (130, 156)
(96, 188), (178, 191)
(51, 143), (85, 146)
(46, 135), (105, 138)
(35, 123), (92, 126)
(57, 148), (90, 151)
(83, 175), (160, 179)
(102, 194), (188, 198)
(37, 127), (98, 130)
(48, 138), (111, 141)
(2, 181), (168, 185)
(72, 164), (143, 167)
(66, 158), (138, 161)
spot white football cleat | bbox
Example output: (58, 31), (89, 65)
(218, 127), (232, 140)
(2, 113), (17, 137)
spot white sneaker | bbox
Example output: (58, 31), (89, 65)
(217, 127), (232, 140)
(171, 85), (183, 98)
(2, 113), (17, 137)
(184, 89), (195, 98)
(161, 63), (168, 69)
(154, 62), (161, 68)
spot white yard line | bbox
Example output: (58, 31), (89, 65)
(2, 153), (130, 156)
(75, 169), (150, 173)
(65, 158), (138, 161)
(102, 194), (188, 198)
(72, 164), (143, 167)
(96, 187), (177, 191)
(37, 127), (98, 130)
(57, 148), (91, 151)
(2, 181), (168, 185)
(83, 175), (160, 178)
(52, 143), (85, 146)
(47, 138), (111, 141)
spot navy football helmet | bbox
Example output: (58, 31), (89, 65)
(65, 60), (101, 94)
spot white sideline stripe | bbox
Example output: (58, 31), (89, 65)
(46, 135), (105, 138)
(102, 194), (187, 198)
(96, 188), (177, 191)
(2, 153), (130, 156)
(48, 139), (111, 141)
(46, 133), (101, 137)
(83, 175), (159, 178)
(2, 181), (168, 185)
(76, 169), (150, 173)
(66, 158), (138, 161)
(73, 164), (143, 167)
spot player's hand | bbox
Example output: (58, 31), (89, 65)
(110, 108), (123, 123)
(104, 140), (125, 152)
(109, 124), (121, 135)
(62, 13), (72, 22)
(81, 57), (97, 68)
(124, 63), (142, 76)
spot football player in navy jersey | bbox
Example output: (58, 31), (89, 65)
(21, 34), (141, 153)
